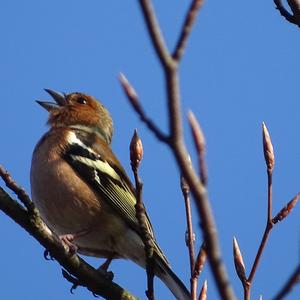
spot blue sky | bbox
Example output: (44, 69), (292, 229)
(1, 1), (300, 299)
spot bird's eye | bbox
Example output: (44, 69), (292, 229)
(77, 97), (87, 105)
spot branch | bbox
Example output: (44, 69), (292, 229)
(0, 174), (137, 300)
(272, 264), (300, 300)
(130, 130), (155, 300)
(138, 0), (173, 68)
(119, 73), (169, 143)
(166, 74), (235, 300)
(0, 165), (36, 213)
(131, 1), (236, 299)
(188, 111), (207, 185)
(173, 0), (204, 62)
(238, 124), (299, 300)
(180, 175), (197, 299)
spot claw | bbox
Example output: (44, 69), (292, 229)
(43, 249), (54, 260)
(62, 269), (79, 293)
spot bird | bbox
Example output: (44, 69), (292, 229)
(30, 89), (190, 300)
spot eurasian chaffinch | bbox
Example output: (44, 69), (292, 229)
(30, 89), (190, 300)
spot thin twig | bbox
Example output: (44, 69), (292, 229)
(0, 165), (36, 214)
(138, 0), (173, 68)
(247, 124), (275, 284)
(173, 0), (204, 62)
(272, 264), (300, 300)
(181, 175), (197, 299)
(130, 131), (155, 300)
(119, 73), (169, 143)
(243, 124), (275, 300)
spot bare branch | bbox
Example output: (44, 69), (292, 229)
(245, 126), (276, 298)
(181, 175), (196, 273)
(180, 174), (197, 299)
(173, 0), (204, 62)
(130, 131), (155, 300)
(135, 1), (235, 299)
(119, 73), (169, 143)
(138, 0), (173, 68)
(272, 264), (300, 300)
(171, 129), (235, 300)
(0, 165), (36, 214)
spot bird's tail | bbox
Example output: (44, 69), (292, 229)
(153, 252), (190, 300)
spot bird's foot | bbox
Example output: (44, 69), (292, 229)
(59, 234), (78, 254)
(59, 229), (91, 254)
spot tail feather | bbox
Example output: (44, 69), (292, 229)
(154, 252), (190, 300)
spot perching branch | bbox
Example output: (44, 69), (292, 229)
(0, 167), (137, 300)
(0, 165), (36, 213)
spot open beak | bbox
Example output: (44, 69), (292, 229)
(36, 89), (67, 111)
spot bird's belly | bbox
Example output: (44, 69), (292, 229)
(30, 157), (137, 258)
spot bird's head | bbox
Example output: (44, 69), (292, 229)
(37, 89), (113, 144)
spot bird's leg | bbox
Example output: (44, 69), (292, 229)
(59, 228), (91, 254)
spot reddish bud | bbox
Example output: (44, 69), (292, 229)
(262, 122), (275, 172)
(193, 243), (207, 278)
(233, 236), (247, 282)
(130, 129), (143, 169)
(273, 192), (300, 224)
(188, 111), (206, 153)
(199, 280), (207, 300)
